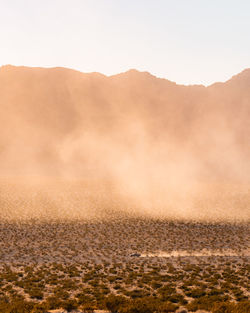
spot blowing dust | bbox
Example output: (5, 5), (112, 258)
(0, 66), (249, 221)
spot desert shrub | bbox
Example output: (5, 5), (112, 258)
(89, 279), (99, 287)
(61, 299), (78, 312)
(60, 278), (78, 290)
(158, 286), (185, 304)
(76, 292), (95, 305)
(81, 302), (95, 312)
(0, 299), (35, 313)
(45, 296), (63, 310)
(105, 294), (128, 313)
(28, 288), (43, 300)
(167, 294), (186, 305)
(92, 289), (106, 303)
(119, 298), (160, 313)
(151, 281), (163, 289)
(54, 289), (70, 300)
(108, 276), (117, 283)
(208, 288), (224, 296)
(32, 302), (49, 313)
(234, 301), (250, 313)
(212, 302), (236, 313)
(158, 301), (178, 312)
(186, 288), (206, 298)
(186, 295), (230, 311)
(114, 284), (122, 290)
(101, 286), (110, 295)
(235, 294), (249, 302)
(212, 301), (250, 313)
(125, 289), (150, 299)
(158, 285), (175, 296)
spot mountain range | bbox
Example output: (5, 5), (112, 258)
(0, 65), (249, 219)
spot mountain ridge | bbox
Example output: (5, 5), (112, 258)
(1, 64), (249, 87)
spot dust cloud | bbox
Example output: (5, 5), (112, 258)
(0, 65), (249, 221)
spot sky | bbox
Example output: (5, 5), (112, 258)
(0, 0), (250, 85)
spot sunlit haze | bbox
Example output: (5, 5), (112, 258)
(1, 0), (250, 85)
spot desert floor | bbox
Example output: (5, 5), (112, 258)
(0, 217), (249, 312)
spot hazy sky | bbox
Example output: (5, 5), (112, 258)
(0, 0), (250, 85)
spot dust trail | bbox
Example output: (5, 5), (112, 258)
(141, 249), (250, 258)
